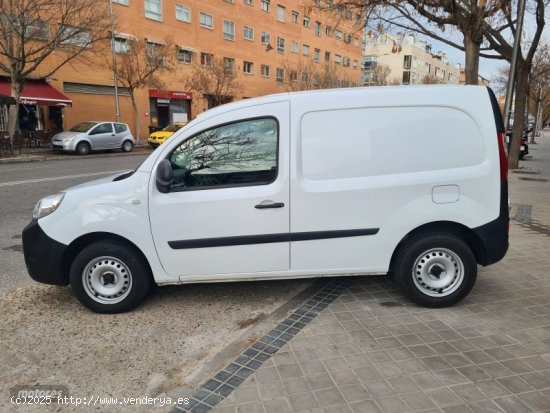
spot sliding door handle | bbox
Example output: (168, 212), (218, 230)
(255, 202), (285, 209)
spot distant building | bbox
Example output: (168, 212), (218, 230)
(362, 32), (460, 86)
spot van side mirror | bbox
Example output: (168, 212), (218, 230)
(156, 159), (172, 193)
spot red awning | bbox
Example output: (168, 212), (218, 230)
(0, 80), (72, 107)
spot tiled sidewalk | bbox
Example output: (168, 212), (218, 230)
(175, 133), (550, 413)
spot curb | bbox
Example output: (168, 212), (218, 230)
(0, 147), (154, 164)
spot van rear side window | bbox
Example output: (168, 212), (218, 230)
(169, 117), (278, 191)
(300, 106), (485, 181)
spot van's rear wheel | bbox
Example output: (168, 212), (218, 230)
(70, 240), (152, 313)
(393, 233), (476, 307)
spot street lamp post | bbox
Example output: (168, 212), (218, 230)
(109, 0), (121, 122)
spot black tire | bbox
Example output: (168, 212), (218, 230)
(69, 240), (152, 313)
(392, 232), (476, 308)
(122, 140), (134, 152)
(76, 141), (90, 155)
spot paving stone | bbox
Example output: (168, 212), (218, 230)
(339, 384), (372, 403)
(376, 396), (409, 413)
(349, 400), (383, 413)
(425, 387), (462, 407)
(288, 391), (319, 412)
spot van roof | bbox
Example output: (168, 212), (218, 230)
(198, 85), (489, 119)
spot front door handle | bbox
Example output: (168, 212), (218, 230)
(255, 202), (285, 209)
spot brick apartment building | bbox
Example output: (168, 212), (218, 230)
(0, 0), (363, 139)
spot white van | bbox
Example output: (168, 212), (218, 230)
(23, 86), (509, 313)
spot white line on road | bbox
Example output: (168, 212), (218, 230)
(0, 170), (128, 187)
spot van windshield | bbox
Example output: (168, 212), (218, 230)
(70, 122), (97, 132)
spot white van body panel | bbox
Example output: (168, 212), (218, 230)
(33, 86), (502, 287)
(37, 171), (170, 280)
(288, 87), (499, 273)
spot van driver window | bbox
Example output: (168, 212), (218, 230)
(169, 118), (278, 191)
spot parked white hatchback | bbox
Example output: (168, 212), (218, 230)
(24, 86), (509, 313)
(51, 121), (135, 155)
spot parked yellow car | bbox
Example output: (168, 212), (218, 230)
(147, 122), (186, 147)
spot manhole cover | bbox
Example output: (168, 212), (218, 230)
(518, 177), (548, 182)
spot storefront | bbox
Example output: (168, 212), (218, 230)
(0, 79), (72, 132)
(148, 89), (192, 129)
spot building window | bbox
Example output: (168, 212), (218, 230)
(290, 70), (298, 82)
(146, 40), (165, 63)
(26, 20), (50, 39)
(223, 20), (235, 40)
(325, 51), (330, 61)
(200, 12), (213, 29)
(403, 71), (410, 84)
(314, 48), (320, 63)
(261, 64), (270, 77)
(291, 11), (299, 23)
(113, 0), (129, 4)
(59, 26), (92, 47)
(261, 0), (270, 12)
(244, 0), (252, 4)
(243, 61), (253, 74)
(403, 55), (412, 69)
(303, 44), (310, 56)
(343, 56), (350, 67)
(276, 68), (284, 83)
(243, 26), (254, 40)
(325, 26), (331, 36)
(114, 35), (132, 53)
(223, 57), (235, 75)
(277, 37), (285, 53)
(352, 59), (358, 68)
(314, 21), (321, 36)
(277, 5), (285, 22)
(354, 37), (359, 47)
(201, 52), (213, 67)
(302, 72), (308, 83)
(335, 30), (342, 40)
(175, 5), (191, 22)
(303, 16), (310, 28)
(177, 48), (193, 63)
(144, 0), (162, 20)
(291, 40), (298, 53)
(334, 54), (341, 64)
(261, 32), (270, 45)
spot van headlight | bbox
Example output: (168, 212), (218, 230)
(33, 193), (65, 219)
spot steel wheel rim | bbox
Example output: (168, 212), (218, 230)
(82, 256), (132, 304)
(412, 248), (464, 297)
(123, 141), (133, 151)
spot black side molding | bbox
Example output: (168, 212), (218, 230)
(168, 228), (379, 250)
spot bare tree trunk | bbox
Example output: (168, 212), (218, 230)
(530, 89), (541, 144)
(130, 92), (140, 146)
(508, 64), (529, 169)
(463, 33), (480, 85)
(7, 79), (23, 153)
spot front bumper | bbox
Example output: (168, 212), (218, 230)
(22, 220), (69, 286)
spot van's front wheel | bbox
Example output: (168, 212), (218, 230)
(393, 233), (476, 308)
(70, 240), (152, 313)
